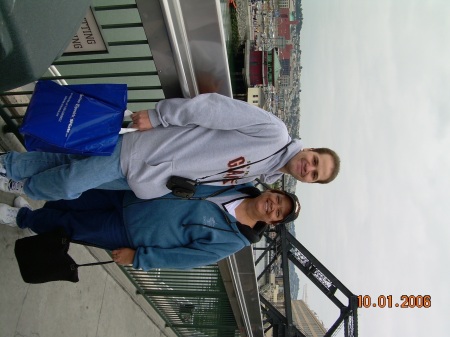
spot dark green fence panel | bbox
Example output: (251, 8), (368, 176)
(121, 265), (240, 337)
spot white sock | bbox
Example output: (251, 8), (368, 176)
(13, 196), (32, 210)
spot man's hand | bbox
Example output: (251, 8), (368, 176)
(130, 111), (153, 131)
(112, 248), (136, 265)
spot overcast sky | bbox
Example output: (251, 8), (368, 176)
(295, 1), (449, 336)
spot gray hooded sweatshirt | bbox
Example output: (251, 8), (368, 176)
(120, 93), (303, 199)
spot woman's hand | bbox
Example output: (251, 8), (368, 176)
(112, 248), (136, 265)
(130, 111), (153, 131)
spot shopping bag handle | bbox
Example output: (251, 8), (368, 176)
(119, 109), (138, 134)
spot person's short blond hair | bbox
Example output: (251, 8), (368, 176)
(311, 148), (341, 184)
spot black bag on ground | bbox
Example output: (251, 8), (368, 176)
(14, 228), (113, 284)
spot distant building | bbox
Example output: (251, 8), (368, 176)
(291, 300), (327, 337)
(247, 46), (281, 87)
(278, 0), (296, 9)
(259, 273), (279, 302)
(277, 8), (298, 59)
(247, 87), (264, 106)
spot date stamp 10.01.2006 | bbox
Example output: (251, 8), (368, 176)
(357, 295), (431, 308)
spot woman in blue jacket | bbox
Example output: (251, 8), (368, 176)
(0, 184), (300, 270)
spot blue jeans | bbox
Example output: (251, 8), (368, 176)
(17, 189), (131, 250)
(3, 137), (130, 200)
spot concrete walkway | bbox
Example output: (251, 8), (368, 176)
(0, 119), (176, 337)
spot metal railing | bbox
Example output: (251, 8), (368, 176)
(121, 265), (240, 337)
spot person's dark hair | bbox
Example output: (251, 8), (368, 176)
(311, 148), (341, 184)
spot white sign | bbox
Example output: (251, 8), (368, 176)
(64, 8), (107, 54)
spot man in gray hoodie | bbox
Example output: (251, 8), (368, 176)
(0, 93), (340, 200)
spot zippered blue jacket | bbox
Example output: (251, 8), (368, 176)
(122, 184), (255, 270)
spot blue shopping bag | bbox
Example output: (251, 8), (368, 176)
(20, 80), (128, 156)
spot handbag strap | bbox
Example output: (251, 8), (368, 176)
(69, 238), (108, 249)
(69, 239), (114, 266)
(77, 260), (114, 267)
(196, 140), (293, 184)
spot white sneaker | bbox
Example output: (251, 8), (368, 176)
(0, 176), (25, 195)
(0, 203), (20, 226)
(13, 196), (32, 210)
